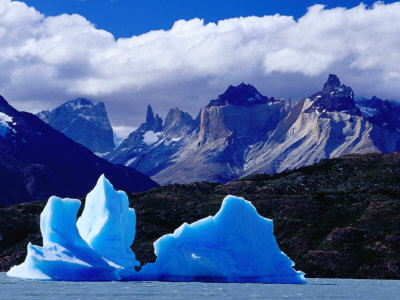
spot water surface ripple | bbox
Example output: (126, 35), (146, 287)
(1, 273), (399, 299)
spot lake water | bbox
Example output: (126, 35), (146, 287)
(1, 273), (399, 299)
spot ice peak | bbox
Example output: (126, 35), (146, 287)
(77, 175), (139, 268)
(95, 174), (113, 193)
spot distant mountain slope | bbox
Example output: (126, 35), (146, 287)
(356, 96), (400, 131)
(0, 95), (158, 206)
(107, 75), (400, 184)
(2, 152), (400, 279)
(37, 98), (115, 153)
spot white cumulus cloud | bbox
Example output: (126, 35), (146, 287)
(0, 0), (400, 133)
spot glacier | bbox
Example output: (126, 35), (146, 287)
(7, 176), (306, 284)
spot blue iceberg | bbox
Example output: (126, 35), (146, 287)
(121, 195), (305, 284)
(7, 196), (119, 281)
(7, 176), (306, 284)
(77, 175), (139, 269)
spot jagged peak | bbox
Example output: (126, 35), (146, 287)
(304, 74), (360, 115)
(207, 83), (273, 107)
(323, 74), (341, 92)
(144, 105), (162, 132)
(146, 104), (155, 126)
(164, 107), (194, 128)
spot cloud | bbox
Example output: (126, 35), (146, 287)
(0, 0), (400, 133)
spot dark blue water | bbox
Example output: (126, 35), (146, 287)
(1, 273), (399, 299)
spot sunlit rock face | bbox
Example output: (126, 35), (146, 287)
(108, 75), (400, 185)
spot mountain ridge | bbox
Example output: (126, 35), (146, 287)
(107, 74), (400, 184)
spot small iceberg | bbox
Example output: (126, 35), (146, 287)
(7, 176), (306, 284)
(7, 196), (119, 281)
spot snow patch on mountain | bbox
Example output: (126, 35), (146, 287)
(143, 131), (161, 145)
(164, 137), (181, 146)
(0, 112), (13, 137)
(124, 157), (137, 166)
(66, 101), (93, 111)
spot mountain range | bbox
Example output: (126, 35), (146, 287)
(0, 95), (157, 206)
(106, 74), (400, 184)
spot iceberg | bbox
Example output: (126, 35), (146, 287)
(77, 175), (139, 268)
(7, 176), (306, 284)
(7, 196), (119, 281)
(121, 195), (306, 284)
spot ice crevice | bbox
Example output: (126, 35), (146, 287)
(7, 175), (306, 284)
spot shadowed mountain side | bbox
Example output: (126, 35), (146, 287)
(0, 95), (158, 206)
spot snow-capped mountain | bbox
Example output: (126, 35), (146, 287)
(107, 74), (400, 185)
(37, 98), (115, 154)
(0, 95), (158, 206)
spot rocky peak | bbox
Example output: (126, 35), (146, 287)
(144, 105), (162, 132)
(145, 105), (155, 128)
(36, 98), (115, 153)
(207, 83), (273, 107)
(163, 108), (196, 136)
(323, 74), (341, 92)
(305, 74), (361, 116)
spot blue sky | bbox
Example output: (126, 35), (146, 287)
(20, 0), (399, 38)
